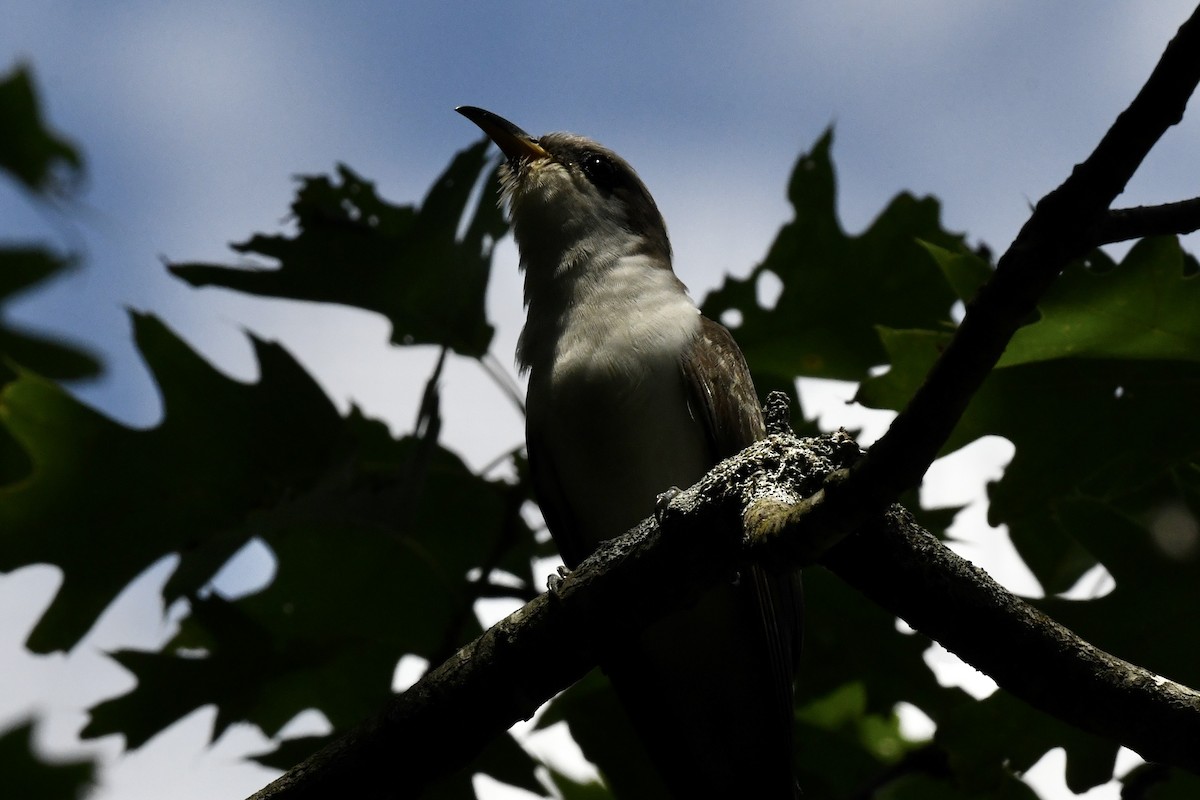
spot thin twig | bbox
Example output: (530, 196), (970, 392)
(1094, 197), (1200, 245)
(479, 351), (526, 414)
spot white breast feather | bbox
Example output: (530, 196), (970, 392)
(553, 257), (700, 384)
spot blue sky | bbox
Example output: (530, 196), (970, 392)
(2, 3), (1198, 798)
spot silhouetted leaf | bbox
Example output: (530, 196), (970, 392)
(0, 312), (353, 653)
(0, 248), (101, 381)
(858, 238), (1200, 592)
(458, 733), (544, 797)
(168, 143), (507, 357)
(546, 769), (613, 800)
(0, 721), (96, 800)
(937, 691), (1117, 794)
(1120, 764), (1200, 799)
(251, 734), (331, 771)
(0, 64), (83, 194)
(702, 129), (967, 386)
(539, 670), (671, 800)
(2, 311), (534, 664)
(1036, 499), (1200, 694)
(0, 64), (99, 384)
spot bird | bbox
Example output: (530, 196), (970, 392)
(457, 106), (803, 799)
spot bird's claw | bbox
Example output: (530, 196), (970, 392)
(546, 565), (570, 598)
(655, 486), (682, 525)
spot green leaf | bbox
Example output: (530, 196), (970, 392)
(0, 312), (354, 652)
(794, 567), (975, 794)
(2, 309), (535, 662)
(76, 358), (535, 751)
(0, 720), (97, 800)
(919, 241), (993, 304)
(857, 238), (1200, 591)
(863, 329), (1200, 590)
(0, 64), (83, 194)
(800, 550), (965, 722)
(1035, 499), (1200, 694)
(1011, 354), (1197, 590)
(793, 681), (918, 797)
(793, 713), (895, 800)
(1002, 237), (1200, 365)
(168, 143), (507, 357)
(0, 269), (541, 751)
(701, 129), (967, 386)
(82, 432), (535, 751)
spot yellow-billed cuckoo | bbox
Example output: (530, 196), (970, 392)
(458, 106), (803, 799)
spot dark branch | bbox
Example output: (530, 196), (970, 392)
(247, 432), (1200, 799)
(1094, 197), (1200, 245)
(850, 4), (1200, 503)
(749, 4), (1200, 565)
(245, 433), (764, 800)
(823, 505), (1200, 774)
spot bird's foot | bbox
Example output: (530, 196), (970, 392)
(654, 486), (681, 525)
(546, 565), (570, 598)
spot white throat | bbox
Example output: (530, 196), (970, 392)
(518, 250), (700, 383)
(513, 185), (700, 379)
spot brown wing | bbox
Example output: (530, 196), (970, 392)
(680, 316), (767, 458)
(525, 403), (591, 569)
(681, 314), (805, 758)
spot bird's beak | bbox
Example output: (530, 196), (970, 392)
(456, 106), (549, 163)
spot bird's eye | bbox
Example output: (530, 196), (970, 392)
(579, 151), (618, 189)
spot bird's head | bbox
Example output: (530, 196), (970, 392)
(456, 106), (671, 273)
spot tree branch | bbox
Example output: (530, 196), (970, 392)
(244, 429), (780, 800)
(1094, 197), (1200, 245)
(247, 431), (1200, 799)
(823, 505), (1200, 774)
(749, 3), (1200, 564)
(857, 2), (1200, 493)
